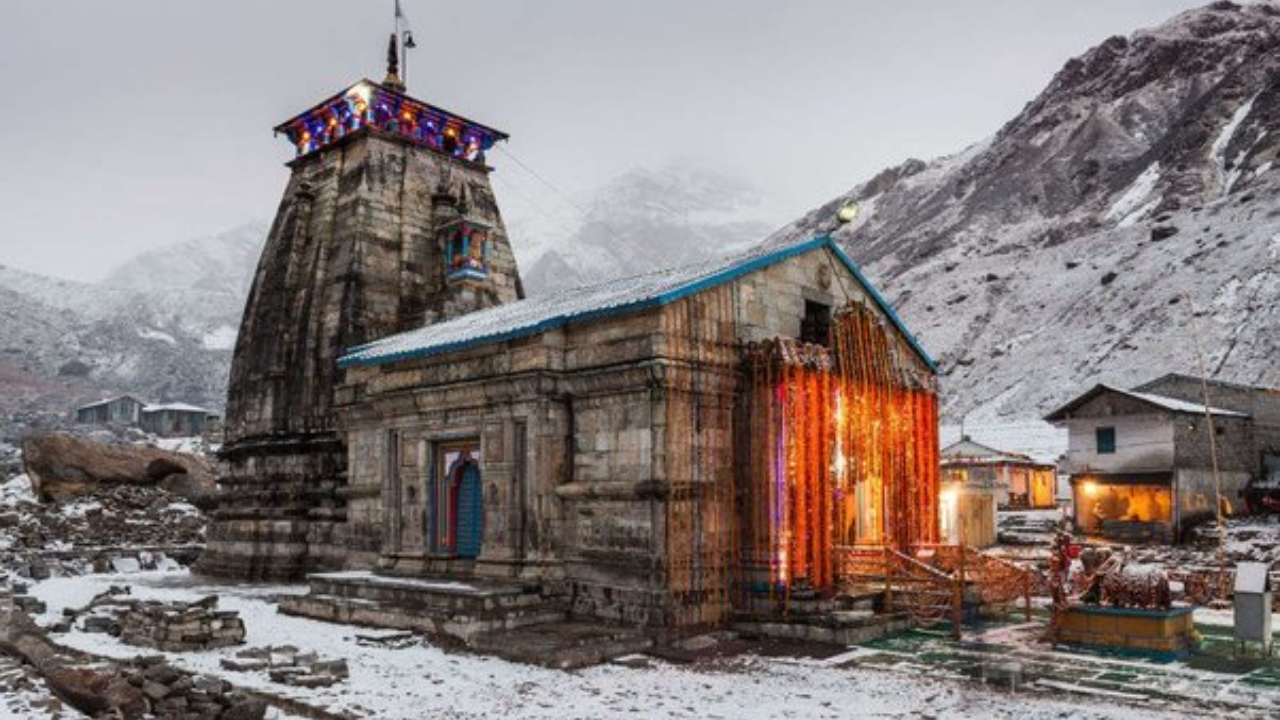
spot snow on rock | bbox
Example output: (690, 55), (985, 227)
(1106, 162), (1162, 226)
(0, 224), (263, 416)
(513, 165), (779, 296)
(1, 473), (35, 505)
(1211, 92), (1259, 194)
(136, 328), (178, 345)
(770, 1), (1280, 422)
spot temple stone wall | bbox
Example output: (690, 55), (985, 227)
(204, 127), (521, 580)
(330, 248), (931, 630)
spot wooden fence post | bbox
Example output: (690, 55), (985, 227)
(1023, 571), (1032, 622)
(882, 546), (893, 613)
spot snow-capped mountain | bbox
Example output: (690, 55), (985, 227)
(0, 223), (266, 414)
(774, 0), (1280, 421)
(512, 166), (778, 294)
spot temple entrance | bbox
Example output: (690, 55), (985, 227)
(454, 462), (483, 559)
(737, 303), (941, 602)
(429, 441), (483, 558)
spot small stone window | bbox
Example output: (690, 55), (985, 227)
(1096, 426), (1116, 454)
(800, 300), (831, 346)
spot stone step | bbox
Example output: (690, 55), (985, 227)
(732, 611), (911, 646)
(468, 621), (654, 670)
(305, 571), (545, 613)
(278, 575), (570, 644)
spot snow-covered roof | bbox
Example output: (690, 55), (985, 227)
(939, 421), (1066, 465)
(142, 402), (212, 414)
(940, 438), (1050, 468)
(340, 235), (936, 370)
(1044, 384), (1250, 421)
(76, 395), (144, 411)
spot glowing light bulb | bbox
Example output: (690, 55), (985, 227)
(349, 82), (373, 105)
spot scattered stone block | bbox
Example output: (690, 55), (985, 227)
(220, 657), (269, 672)
(82, 615), (118, 634)
(141, 679), (171, 701)
(355, 630), (416, 648)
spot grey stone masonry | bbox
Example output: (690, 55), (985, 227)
(204, 110), (521, 580)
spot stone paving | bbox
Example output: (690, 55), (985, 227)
(839, 613), (1280, 717)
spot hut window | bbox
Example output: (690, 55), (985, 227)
(1096, 426), (1116, 454)
(800, 300), (831, 346)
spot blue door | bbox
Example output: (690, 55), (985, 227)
(454, 463), (483, 559)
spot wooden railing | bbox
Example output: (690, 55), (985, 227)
(915, 544), (1035, 620)
(835, 545), (962, 639)
(834, 544), (1038, 639)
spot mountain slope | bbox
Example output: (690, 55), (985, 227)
(774, 0), (1280, 421)
(514, 166), (776, 294)
(0, 223), (266, 414)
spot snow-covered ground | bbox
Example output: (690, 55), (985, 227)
(24, 569), (1238, 720)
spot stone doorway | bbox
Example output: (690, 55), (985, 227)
(429, 441), (483, 558)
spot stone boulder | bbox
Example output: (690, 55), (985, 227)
(21, 432), (215, 505)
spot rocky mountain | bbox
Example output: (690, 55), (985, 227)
(773, 0), (1280, 421)
(6, 2), (1278, 426)
(0, 223), (266, 415)
(514, 166), (777, 294)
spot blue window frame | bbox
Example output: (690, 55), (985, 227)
(1096, 426), (1116, 454)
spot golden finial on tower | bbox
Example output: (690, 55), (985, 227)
(383, 33), (406, 92)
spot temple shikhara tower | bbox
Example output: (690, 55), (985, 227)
(206, 28), (957, 641)
(200, 38), (521, 579)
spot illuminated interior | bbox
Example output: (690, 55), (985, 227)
(1074, 480), (1172, 534)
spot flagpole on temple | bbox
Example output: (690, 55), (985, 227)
(396, 0), (417, 88)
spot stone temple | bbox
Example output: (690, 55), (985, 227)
(204, 45), (945, 641)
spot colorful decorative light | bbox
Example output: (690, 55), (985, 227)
(275, 80), (507, 163)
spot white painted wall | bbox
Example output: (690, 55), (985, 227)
(1063, 413), (1175, 474)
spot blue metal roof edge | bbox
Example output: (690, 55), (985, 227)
(825, 241), (938, 372)
(339, 234), (936, 373)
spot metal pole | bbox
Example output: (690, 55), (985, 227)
(1185, 290), (1227, 600)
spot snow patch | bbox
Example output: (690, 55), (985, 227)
(1107, 163), (1161, 226)
(0, 474), (35, 506)
(1211, 92), (1259, 193)
(137, 328), (177, 345)
(202, 324), (238, 350)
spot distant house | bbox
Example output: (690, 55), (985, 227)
(140, 403), (217, 438)
(1045, 375), (1280, 543)
(74, 396), (216, 438)
(75, 395), (146, 426)
(941, 437), (1057, 510)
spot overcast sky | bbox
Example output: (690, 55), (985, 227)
(0, 0), (1209, 281)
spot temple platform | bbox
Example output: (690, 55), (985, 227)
(277, 571), (653, 668)
(278, 571), (567, 641)
(731, 590), (911, 645)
